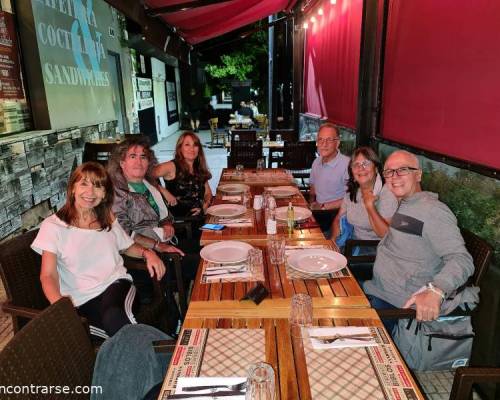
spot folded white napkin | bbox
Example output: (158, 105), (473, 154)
(265, 185), (297, 192)
(285, 245), (326, 256)
(222, 195), (242, 202)
(204, 271), (252, 282)
(175, 376), (246, 399)
(308, 327), (377, 349)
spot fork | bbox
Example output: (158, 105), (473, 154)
(181, 381), (247, 392)
(204, 266), (247, 276)
(311, 334), (373, 344)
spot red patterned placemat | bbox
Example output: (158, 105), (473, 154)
(302, 327), (420, 400)
(160, 328), (265, 399)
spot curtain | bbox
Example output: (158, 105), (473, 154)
(380, 0), (500, 169)
(303, 0), (363, 128)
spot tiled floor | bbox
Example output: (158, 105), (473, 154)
(0, 130), (480, 399)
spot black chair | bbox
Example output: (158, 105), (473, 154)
(268, 129), (297, 167)
(280, 141), (317, 193)
(0, 297), (96, 398)
(227, 140), (264, 168)
(230, 129), (257, 142)
(450, 367), (500, 400)
(0, 230), (184, 337)
(82, 142), (118, 166)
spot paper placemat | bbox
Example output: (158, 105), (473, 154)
(284, 247), (351, 280)
(201, 260), (265, 283)
(160, 328), (265, 399)
(302, 327), (420, 400)
(207, 209), (254, 228)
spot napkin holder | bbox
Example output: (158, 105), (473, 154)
(240, 283), (269, 305)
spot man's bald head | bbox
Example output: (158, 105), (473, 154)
(383, 150), (422, 200)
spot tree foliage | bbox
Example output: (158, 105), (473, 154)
(203, 28), (268, 108)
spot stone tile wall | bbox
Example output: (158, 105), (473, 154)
(0, 120), (117, 241)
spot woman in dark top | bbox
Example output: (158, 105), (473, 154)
(153, 132), (212, 220)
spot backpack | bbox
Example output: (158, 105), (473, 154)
(393, 316), (474, 371)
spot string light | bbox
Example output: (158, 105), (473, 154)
(303, 22), (309, 29)
(318, 8), (324, 15)
(330, 0), (337, 4)
(310, 16), (316, 23)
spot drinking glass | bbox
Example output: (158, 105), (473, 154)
(234, 134), (240, 141)
(236, 164), (244, 179)
(241, 190), (251, 208)
(253, 195), (263, 210)
(290, 293), (313, 338)
(276, 134), (282, 143)
(267, 237), (285, 264)
(256, 158), (265, 172)
(247, 248), (263, 275)
(245, 362), (275, 400)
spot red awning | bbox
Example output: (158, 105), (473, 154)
(145, 0), (297, 44)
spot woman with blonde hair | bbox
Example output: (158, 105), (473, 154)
(32, 162), (165, 339)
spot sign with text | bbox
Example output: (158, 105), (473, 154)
(31, 0), (117, 128)
(0, 11), (24, 99)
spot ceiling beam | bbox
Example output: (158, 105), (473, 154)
(146, 0), (234, 17)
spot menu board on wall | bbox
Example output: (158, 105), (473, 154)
(0, 11), (24, 99)
(0, 11), (31, 134)
(31, 0), (117, 129)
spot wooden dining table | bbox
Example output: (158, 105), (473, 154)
(158, 308), (425, 400)
(218, 168), (295, 187)
(191, 239), (369, 308)
(201, 176), (324, 245)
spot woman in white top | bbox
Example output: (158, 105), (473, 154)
(32, 162), (165, 339)
(332, 147), (398, 250)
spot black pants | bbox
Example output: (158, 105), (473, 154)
(77, 279), (137, 339)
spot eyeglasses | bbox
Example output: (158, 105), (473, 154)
(316, 138), (339, 145)
(382, 166), (419, 178)
(351, 160), (373, 170)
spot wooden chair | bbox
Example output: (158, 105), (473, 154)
(450, 367), (500, 400)
(208, 118), (227, 148)
(227, 140), (264, 168)
(0, 297), (96, 398)
(280, 141), (317, 193)
(82, 142), (117, 166)
(268, 129), (297, 167)
(230, 129), (257, 142)
(0, 229), (185, 336)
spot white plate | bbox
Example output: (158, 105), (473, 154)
(287, 249), (347, 274)
(200, 241), (253, 264)
(218, 183), (250, 194)
(206, 204), (247, 218)
(275, 206), (312, 222)
(268, 187), (297, 198)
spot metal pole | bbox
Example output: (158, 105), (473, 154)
(268, 14), (274, 128)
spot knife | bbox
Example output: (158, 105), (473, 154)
(204, 269), (248, 277)
(166, 390), (245, 399)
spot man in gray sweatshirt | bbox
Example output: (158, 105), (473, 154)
(363, 150), (477, 333)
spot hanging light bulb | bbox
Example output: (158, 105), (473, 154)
(318, 8), (324, 16)
(303, 22), (309, 29)
(310, 16), (316, 23)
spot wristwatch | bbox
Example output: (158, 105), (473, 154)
(426, 282), (445, 301)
